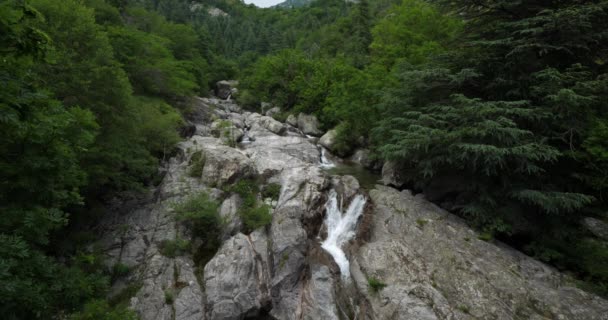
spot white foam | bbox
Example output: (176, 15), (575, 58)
(321, 190), (366, 278)
(320, 148), (335, 168)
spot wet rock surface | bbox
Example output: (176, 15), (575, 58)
(91, 96), (608, 320)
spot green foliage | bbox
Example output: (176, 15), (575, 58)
(107, 24), (197, 98)
(224, 179), (272, 232)
(111, 263), (131, 279)
(158, 238), (191, 258)
(69, 300), (137, 320)
(367, 277), (387, 293)
(241, 204), (273, 232)
(133, 96), (183, 157)
(224, 179), (259, 200)
(0, 0), (212, 318)
(107, 281), (143, 307)
(188, 151), (206, 178)
(416, 219), (428, 228)
(174, 192), (222, 256)
(3, 0), (608, 316)
(456, 305), (470, 314)
(370, 0), (608, 292)
(370, 0), (461, 69)
(262, 183), (282, 200)
(164, 289), (174, 305)
(215, 120), (238, 147)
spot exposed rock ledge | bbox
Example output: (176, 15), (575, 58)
(353, 186), (608, 320)
(91, 96), (608, 320)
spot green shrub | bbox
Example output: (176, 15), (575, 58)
(174, 192), (222, 256)
(456, 304), (470, 314)
(164, 289), (174, 305)
(279, 251), (289, 269)
(235, 89), (259, 109)
(368, 277), (387, 293)
(158, 238), (191, 258)
(188, 151), (205, 177)
(416, 219), (428, 228)
(70, 300), (137, 320)
(224, 179), (272, 232)
(271, 111), (289, 123)
(224, 179), (259, 198)
(108, 281), (143, 307)
(216, 120), (237, 147)
(477, 233), (493, 242)
(262, 183), (282, 200)
(241, 204), (273, 232)
(331, 121), (359, 157)
(174, 192), (221, 236)
(111, 263), (131, 279)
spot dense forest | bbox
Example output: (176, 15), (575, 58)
(1, 0), (608, 318)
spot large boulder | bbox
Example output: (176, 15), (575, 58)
(204, 232), (271, 320)
(219, 194), (243, 239)
(351, 186), (608, 320)
(319, 129), (338, 152)
(381, 161), (407, 188)
(350, 149), (381, 171)
(300, 264), (339, 320)
(266, 107), (280, 117)
(193, 137), (256, 187)
(297, 113), (323, 136)
(258, 116), (286, 135)
(286, 114), (298, 127)
(215, 80), (238, 99)
(583, 217), (608, 240)
(210, 120), (244, 145)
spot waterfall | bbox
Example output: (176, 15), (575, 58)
(226, 93), (232, 101)
(321, 190), (367, 279)
(320, 148), (335, 168)
(241, 127), (252, 144)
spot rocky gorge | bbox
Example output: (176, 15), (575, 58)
(91, 94), (608, 320)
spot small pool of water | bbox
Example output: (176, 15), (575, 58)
(323, 162), (382, 190)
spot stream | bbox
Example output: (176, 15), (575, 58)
(321, 189), (367, 279)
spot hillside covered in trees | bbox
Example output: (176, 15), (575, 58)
(1, 0), (608, 318)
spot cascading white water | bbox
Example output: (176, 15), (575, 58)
(241, 127), (252, 144)
(321, 190), (367, 279)
(320, 147), (335, 168)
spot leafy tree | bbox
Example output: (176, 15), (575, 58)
(107, 25), (197, 98)
(370, 0), (461, 69)
(0, 1), (107, 318)
(373, 0), (608, 292)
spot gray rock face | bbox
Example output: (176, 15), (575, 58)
(265, 106), (281, 117)
(583, 217), (608, 240)
(219, 194), (243, 239)
(319, 129), (338, 152)
(192, 136), (256, 187)
(286, 114), (298, 127)
(300, 264), (339, 320)
(331, 175), (360, 202)
(351, 149), (381, 171)
(210, 120), (244, 144)
(91, 95), (608, 320)
(297, 113), (323, 136)
(258, 115), (286, 135)
(381, 161), (407, 188)
(207, 7), (228, 17)
(204, 232), (271, 320)
(352, 186), (608, 320)
(215, 80), (238, 99)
